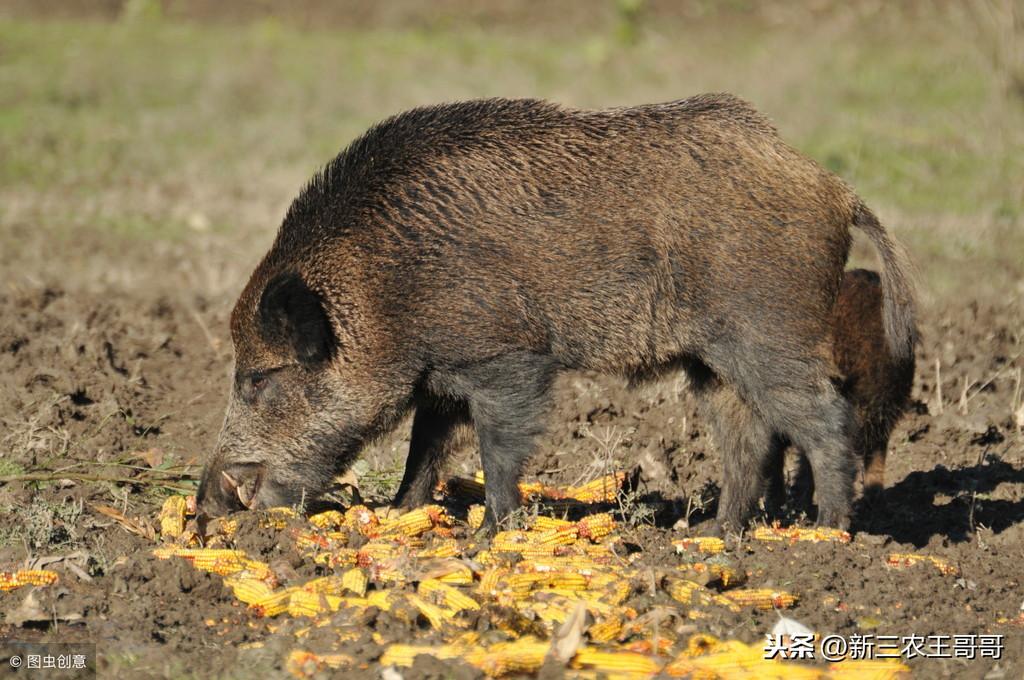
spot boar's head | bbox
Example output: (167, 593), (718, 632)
(196, 265), (404, 517)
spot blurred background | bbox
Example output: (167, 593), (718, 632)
(1, 0), (1022, 301)
(0, 8), (1022, 673)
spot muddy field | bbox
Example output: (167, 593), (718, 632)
(1, 2), (1023, 679)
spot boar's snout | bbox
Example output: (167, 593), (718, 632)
(196, 461), (265, 519)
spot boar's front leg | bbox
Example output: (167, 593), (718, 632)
(393, 396), (470, 509)
(448, 352), (558, 532)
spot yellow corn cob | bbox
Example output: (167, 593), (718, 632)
(571, 648), (662, 676)
(287, 589), (343, 617)
(407, 593), (462, 630)
(672, 537), (726, 555)
(577, 513), (616, 540)
(261, 506), (297, 529)
(251, 588), (295, 617)
(666, 579), (741, 613)
(491, 530), (531, 552)
(417, 538), (460, 559)
(602, 578), (634, 606)
(462, 638), (550, 676)
(159, 495), (188, 540)
(681, 562), (745, 588)
(885, 553), (960, 576)
(419, 578), (481, 612)
(828, 659), (912, 679)
(379, 644), (464, 667)
(506, 571), (589, 596)
(340, 567), (368, 597)
(723, 588), (798, 610)
(566, 471), (628, 503)
(344, 505), (381, 536)
(467, 504), (486, 529)
(478, 567), (510, 596)
(0, 569), (59, 591)
(751, 524), (852, 544)
(223, 577), (276, 605)
(311, 548), (358, 569)
(534, 527), (580, 547)
(381, 507), (434, 537)
(285, 650), (355, 675)
(588, 616), (624, 643)
(533, 516), (573, 531)
(444, 476), (487, 502)
(424, 560), (474, 586)
(307, 510), (345, 529)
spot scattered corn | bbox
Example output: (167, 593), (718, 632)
(885, 553), (960, 576)
(673, 537), (726, 555)
(723, 588), (799, 610)
(0, 569), (59, 591)
(752, 524), (852, 544)
(159, 495), (188, 540)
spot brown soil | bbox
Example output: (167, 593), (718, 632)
(1, 256), (1021, 678)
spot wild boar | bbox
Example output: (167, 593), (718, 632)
(765, 268), (916, 511)
(196, 94), (916, 533)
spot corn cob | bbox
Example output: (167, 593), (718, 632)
(462, 638), (550, 676)
(223, 577), (276, 605)
(666, 578), (741, 613)
(311, 548), (358, 569)
(885, 553), (960, 576)
(533, 516), (573, 531)
(307, 509), (345, 529)
(479, 567), (510, 596)
(566, 471), (628, 503)
(672, 537), (726, 555)
(422, 560), (474, 586)
(287, 589), (343, 617)
(571, 648), (662, 676)
(587, 616), (624, 643)
(344, 505), (381, 537)
(751, 524), (852, 544)
(680, 562), (745, 588)
(722, 588), (798, 610)
(250, 588), (295, 617)
(339, 567), (368, 597)
(0, 569), (59, 591)
(159, 495), (188, 540)
(577, 513), (616, 540)
(467, 504), (486, 529)
(506, 571), (589, 597)
(261, 506), (297, 529)
(380, 507), (434, 537)
(417, 538), (460, 559)
(407, 593), (463, 630)
(418, 578), (480, 612)
(444, 476), (487, 502)
(379, 644), (464, 667)
(285, 650), (355, 676)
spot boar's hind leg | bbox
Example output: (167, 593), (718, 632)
(393, 397), (471, 509)
(452, 352), (558, 532)
(763, 381), (855, 530)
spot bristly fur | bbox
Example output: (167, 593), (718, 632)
(199, 94), (917, 533)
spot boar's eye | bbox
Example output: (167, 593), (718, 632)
(240, 369), (274, 403)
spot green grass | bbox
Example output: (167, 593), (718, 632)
(0, 11), (1021, 290)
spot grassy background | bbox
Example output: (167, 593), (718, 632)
(1, 1), (1022, 299)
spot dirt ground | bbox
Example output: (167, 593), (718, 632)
(1, 2), (1023, 679)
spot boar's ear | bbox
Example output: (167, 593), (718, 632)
(258, 271), (334, 364)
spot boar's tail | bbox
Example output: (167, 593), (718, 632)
(852, 199), (919, 363)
